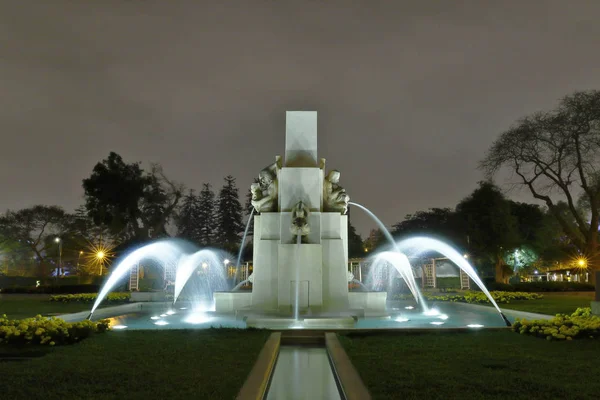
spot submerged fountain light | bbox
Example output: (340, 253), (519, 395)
(112, 325), (128, 330)
(405, 306), (414, 310)
(437, 314), (449, 320)
(160, 313), (168, 317)
(423, 308), (441, 316)
(184, 313), (212, 324)
(150, 316), (160, 320)
(179, 307), (187, 310)
(467, 324), (484, 328)
(430, 321), (445, 325)
(166, 310), (176, 315)
(395, 317), (410, 322)
(154, 320), (169, 326)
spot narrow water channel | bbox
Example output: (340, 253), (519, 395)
(266, 345), (342, 400)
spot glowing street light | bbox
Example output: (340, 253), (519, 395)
(577, 258), (587, 268)
(54, 237), (62, 277)
(96, 250), (106, 275)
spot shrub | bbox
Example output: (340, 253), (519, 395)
(482, 281), (595, 292)
(392, 291), (543, 304)
(512, 308), (600, 340)
(428, 291), (542, 304)
(1, 284), (101, 294)
(49, 292), (130, 303)
(0, 314), (110, 346)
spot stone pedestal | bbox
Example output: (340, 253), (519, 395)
(250, 212), (349, 312)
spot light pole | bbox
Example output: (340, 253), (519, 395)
(96, 251), (105, 275)
(54, 237), (62, 277)
(77, 250), (83, 269)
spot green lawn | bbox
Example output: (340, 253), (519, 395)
(0, 294), (109, 319)
(341, 330), (600, 400)
(500, 293), (594, 315)
(0, 329), (269, 400)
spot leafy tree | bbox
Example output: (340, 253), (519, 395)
(0, 206), (71, 277)
(392, 207), (464, 246)
(197, 183), (217, 247)
(82, 152), (184, 243)
(481, 90), (600, 281)
(215, 176), (244, 253)
(364, 228), (385, 254)
(455, 181), (520, 283)
(0, 235), (36, 276)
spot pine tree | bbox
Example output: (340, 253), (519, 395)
(197, 183), (217, 247)
(347, 209), (365, 258)
(176, 189), (200, 243)
(215, 176), (244, 253)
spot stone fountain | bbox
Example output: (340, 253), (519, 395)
(214, 111), (386, 316)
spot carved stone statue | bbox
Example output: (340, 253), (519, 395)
(290, 200), (310, 238)
(251, 159), (281, 213)
(323, 170), (349, 214)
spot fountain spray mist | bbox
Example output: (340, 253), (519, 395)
(396, 236), (512, 326)
(234, 208), (254, 286)
(349, 201), (428, 310)
(293, 234), (301, 320)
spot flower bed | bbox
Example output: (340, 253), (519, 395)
(394, 291), (543, 304)
(0, 314), (110, 346)
(49, 292), (130, 303)
(512, 308), (600, 340)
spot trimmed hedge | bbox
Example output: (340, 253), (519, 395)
(485, 281), (595, 292)
(393, 291), (543, 304)
(49, 292), (130, 303)
(513, 307), (600, 341)
(0, 314), (110, 346)
(0, 284), (100, 294)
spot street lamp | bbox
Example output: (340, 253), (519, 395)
(54, 237), (62, 277)
(77, 250), (83, 269)
(96, 251), (105, 275)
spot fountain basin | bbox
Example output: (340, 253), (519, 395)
(214, 291), (253, 312)
(131, 292), (168, 302)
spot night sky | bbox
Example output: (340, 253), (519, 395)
(2, 0), (600, 236)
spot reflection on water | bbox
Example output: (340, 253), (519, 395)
(266, 346), (341, 400)
(99, 302), (510, 330)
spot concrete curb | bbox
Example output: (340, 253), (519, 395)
(236, 332), (281, 400)
(57, 303), (144, 322)
(325, 332), (372, 400)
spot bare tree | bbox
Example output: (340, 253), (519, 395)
(480, 90), (600, 280)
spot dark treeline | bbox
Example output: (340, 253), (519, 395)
(1, 90), (599, 283)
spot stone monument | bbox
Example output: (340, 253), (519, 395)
(215, 111), (351, 313)
(214, 111), (386, 317)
